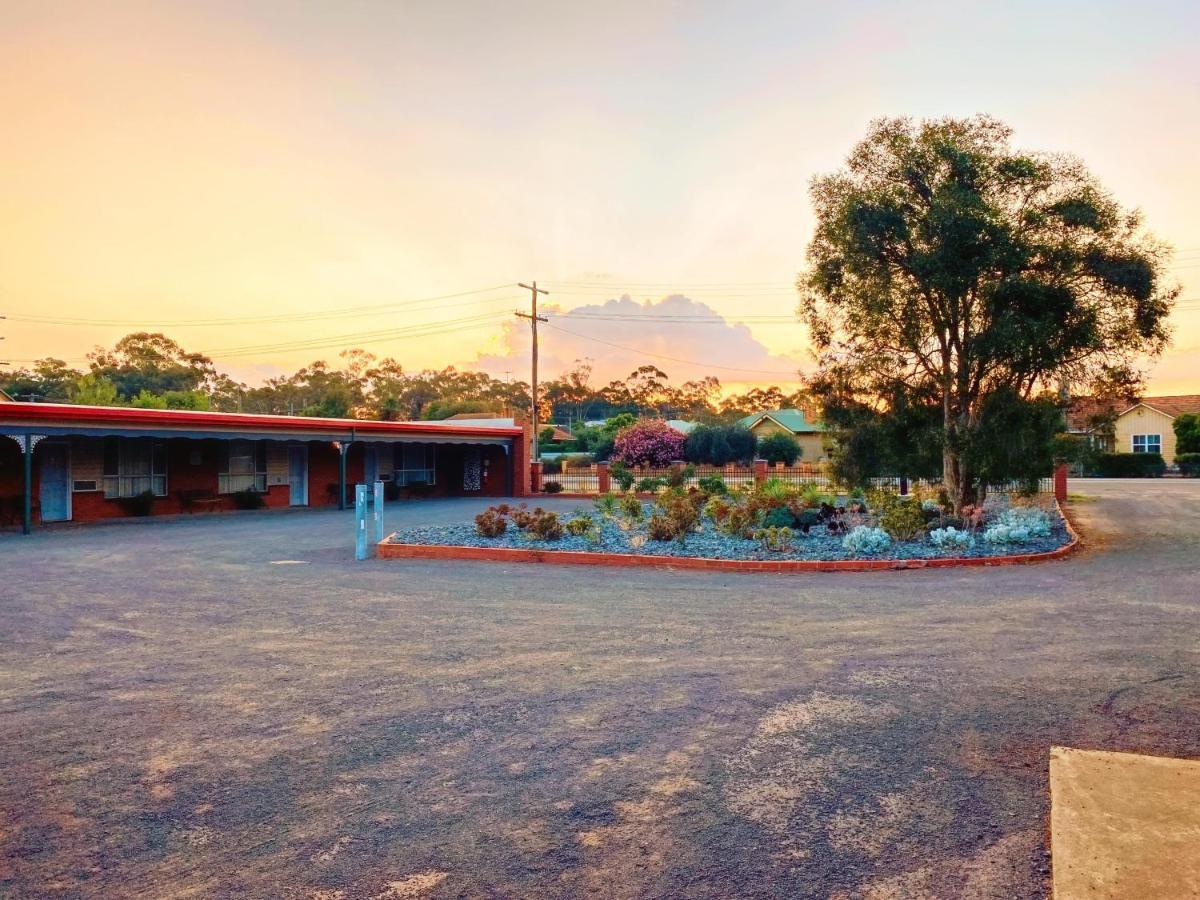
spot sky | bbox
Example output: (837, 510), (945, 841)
(2, 0), (1199, 395)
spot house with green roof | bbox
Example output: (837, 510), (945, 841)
(737, 408), (828, 462)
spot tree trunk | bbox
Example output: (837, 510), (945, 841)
(943, 397), (979, 513)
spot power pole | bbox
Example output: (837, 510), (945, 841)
(515, 282), (548, 459)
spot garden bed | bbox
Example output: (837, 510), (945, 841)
(380, 487), (1079, 573)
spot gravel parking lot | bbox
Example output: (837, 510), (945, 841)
(2, 481), (1198, 898)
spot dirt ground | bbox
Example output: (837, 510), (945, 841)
(1, 481), (1198, 899)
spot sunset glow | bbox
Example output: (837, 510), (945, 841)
(3, 1), (1198, 392)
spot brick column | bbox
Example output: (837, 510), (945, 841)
(530, 460), (543, 494)
(1054, 462), (1068, 503)
(597, 461), (610, 494)
(510, 425), (532, 496)
(753, 458), (768, 485)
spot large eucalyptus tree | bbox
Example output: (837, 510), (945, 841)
(799, 116), (1176, 508)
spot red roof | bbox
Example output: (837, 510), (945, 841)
(1135, 395), (1200, 418)
(0, 402), (523, 439)
(1067, 394), (1200, 431)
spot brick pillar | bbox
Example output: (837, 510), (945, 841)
(510, 425), (532, 496)
(597, 461), (610, 494)
(530, 460), (543, 494)
(1054, 462), (1068, 503)
(753, 458), (768, 485)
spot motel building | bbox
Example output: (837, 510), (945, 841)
(0, 400), (531, 534)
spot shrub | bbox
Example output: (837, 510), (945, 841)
(994, 505), (1052, 537)
(527, 509), (563, 541)
(842, 526), (892, 556)
(878, 499), (927, 541)
(564, 514), (594, 536)
(959, 504), (986, 533)
(684, 424), (758, 465)
(703, 495), (733, 522)
(645, 514), (676, 542)
(611, 420), (687, 467)
(635, 476), (665, 493)
(475, 507), (508, 537)
(819, 502), (850, 535)
(610, 461), (635, 492)
(1095, 452), (1166, 477)
(696, 475), (728, 496)
(542, 480), (564, 493)
(230, 489), (266, 510)
(982, 523), (1032, 544)
(753, 525), (794, 552)
(929, 527), (974, 551)
(758, 432), (802, 465)
(798, 483), (829, 508)
(762, 506), (797, 529)
(794, 508), (822, 533)
(1176, 452), (1200, 476)
(1175, 413), (1200, 455)
(542, 457), (562, 474)
(593, 493), (620, 516)
(719, 502), (760, 538)
(510, 504), (536, 530)
(120, 489), (157, 517)
(619, 495), (644, 521)
(656, 491), (700, 538)
(756, 478), (797, 503)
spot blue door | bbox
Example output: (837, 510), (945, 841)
(364, 445), (378, 486)
(39, 442), (72, 522)
(288, 445), (308, 506)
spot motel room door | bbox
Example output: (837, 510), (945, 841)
(287, 445), (308, 506)
(39, 441), (72, 522)
(363, 445), (378, 486)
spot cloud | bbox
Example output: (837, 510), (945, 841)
(473, 294), (808, 388)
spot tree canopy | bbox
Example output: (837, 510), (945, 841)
(3, 336), (807, 427)
(799, 115), (1177, 507)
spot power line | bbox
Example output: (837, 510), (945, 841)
(2, 284), (519, 327)
(197, 311), (508, 358)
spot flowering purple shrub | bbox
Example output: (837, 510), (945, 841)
(611, 420), (687, 467)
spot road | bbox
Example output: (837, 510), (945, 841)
(1, 481), (1197, 898)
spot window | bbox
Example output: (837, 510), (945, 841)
(103, 438), (167, 498)
(218, 440), (267, 493)
(395, 443), (436, 486)
(1132, 434), (1162, 455)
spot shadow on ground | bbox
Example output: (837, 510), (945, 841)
(1, 483), (1198, 898)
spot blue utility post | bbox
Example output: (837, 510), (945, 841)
(373, 480), (384, 546)
(355, 483), (369, 560)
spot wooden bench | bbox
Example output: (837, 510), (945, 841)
(178, 488), (223, 513)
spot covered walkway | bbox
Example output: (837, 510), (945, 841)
(0, 403), (530, 533)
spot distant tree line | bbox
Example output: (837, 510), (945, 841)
(2, 333), (809, 424)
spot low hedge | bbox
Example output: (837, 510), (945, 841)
(1176, 452), (1200, 476)
(1095, 452), (1166, 477)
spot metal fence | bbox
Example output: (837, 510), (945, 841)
(536, 463), (1054, 496)
(543, 467), (601, 494)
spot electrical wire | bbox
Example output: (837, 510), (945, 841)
(3, 284), (519, 327)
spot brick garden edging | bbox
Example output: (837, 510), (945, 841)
(377, 503), (1082, 574)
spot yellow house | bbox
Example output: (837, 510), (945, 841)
(1071, 395), (1200, 466)
(738, 409), (828, 462)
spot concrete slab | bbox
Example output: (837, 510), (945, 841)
(1050, 746), (1200, 899)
